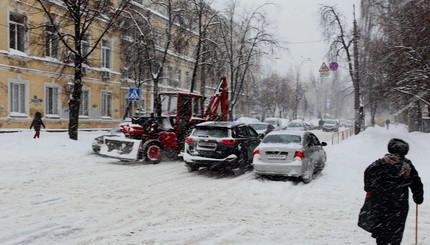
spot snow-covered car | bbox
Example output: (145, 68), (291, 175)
(92, 125), (123, 153)
(283, 120), (308, 131)
(183, 121), (261, 174)
(322, 119), (339, 132)
(342, 120), (354, 128)
(249, 122), (275, 138)
(263, 117), (289, 131)
(253, 131), (327, 183)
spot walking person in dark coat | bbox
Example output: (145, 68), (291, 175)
(358, 138), (424, 245)
(30, 112), (45, 139)
(385, 119), (391, 129)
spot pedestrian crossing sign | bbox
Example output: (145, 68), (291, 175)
(128, 88), (141, 101)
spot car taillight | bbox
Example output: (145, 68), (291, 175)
(294, 151), (305, 159)
(221, 139), (237, 145)
(185, 137), (194, 143)
(253, 150), (260, 155)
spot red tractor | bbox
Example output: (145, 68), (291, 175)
(99, 77), (229, 163)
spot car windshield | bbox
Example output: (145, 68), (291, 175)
(262, 134), (301, 144)
(250, 124), (267, 130)
(265, 120), (277, 126)
(192, 127), (229, 138)
(325, 120), (336, 125)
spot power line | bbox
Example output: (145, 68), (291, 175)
(284, 39), (326, 45)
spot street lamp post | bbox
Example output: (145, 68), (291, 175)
(293, 58), (311, 119)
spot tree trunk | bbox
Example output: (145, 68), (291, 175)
(68, 64), (83, 140)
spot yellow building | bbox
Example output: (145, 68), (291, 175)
(0, 0), (130, 130)
(0, 0), (247, 131)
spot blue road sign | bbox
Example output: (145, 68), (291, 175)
(128, 88), (141, 101)
(329, 62), (339, 71)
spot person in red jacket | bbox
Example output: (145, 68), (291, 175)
(358, 138), (424, 245)
(30, 112), (45, 139)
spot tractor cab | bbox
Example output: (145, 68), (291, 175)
(160, 92), (205, 135)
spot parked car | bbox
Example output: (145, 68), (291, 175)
(92, 124), (123, 153)
(183, 121), (261, 174)
(321, 119), (339, 132)
(263, 117), (289, 131)
(249, 122), (275, 138)
(341, 120), (354, 128)
(253, 131), (327, 183)
(283, 120), (308, 131)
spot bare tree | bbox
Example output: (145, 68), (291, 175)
(35, 0), (130, 140)
(320, 5), (363, 134)
(219, 1), (279, 120)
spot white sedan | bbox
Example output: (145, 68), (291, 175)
(253, 131), (327, 183)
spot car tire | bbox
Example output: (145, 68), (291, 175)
(233, 153), (247, 176)
(302, 164), (314, 184)
(185, 163), (199, 172)
(143, 141), (163, 164)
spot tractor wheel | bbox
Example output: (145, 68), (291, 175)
(143, 142), (163, 164)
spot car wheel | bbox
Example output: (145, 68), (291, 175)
(233, 153), (247, 176)
(143, 141), (163, 164)
(302, 164), (314, 183)
(254, 172), (263, 179)
(185, 163), (199, 172)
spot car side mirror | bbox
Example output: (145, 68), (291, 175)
(321, 142), (327, 146)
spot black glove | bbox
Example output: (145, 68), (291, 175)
(413, 195), (423, 205)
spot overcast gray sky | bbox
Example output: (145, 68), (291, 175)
(213, 0), (361, 79)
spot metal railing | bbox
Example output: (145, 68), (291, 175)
(331, 128), (355, 145)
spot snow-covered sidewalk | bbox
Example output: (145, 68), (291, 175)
(0, 126), (428, 244)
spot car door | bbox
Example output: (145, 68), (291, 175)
(303, 133), (319, 166)
(246, 126), (261, 158)
(309, 133), (324, 163)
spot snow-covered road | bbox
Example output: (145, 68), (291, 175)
(0, 126), (428, 244)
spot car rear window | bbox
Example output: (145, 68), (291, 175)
(192, 127), (229, 138)
(250, 124), (267, 130)
(288, 122), (302, 127)
(263, 134), (301, 144)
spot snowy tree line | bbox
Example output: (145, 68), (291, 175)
(360, 0), (430, 132)
(34, 0), (278, 139)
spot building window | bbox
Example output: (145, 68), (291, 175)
(45, 86), (59, 115)
(80, 90), (89, 116)
(167, 66), (173, 86)
(185, 71), (190, 89)
(101, 91), (112, 117)
(101, 39), (111, 68)
(9, 82), (26, 114)
(176, 69), (182, 88)
(183, 43), (189, 57)
(9, 12), (26, 52)
(81, 35), (90, 58)
(45, 24), (59, 58)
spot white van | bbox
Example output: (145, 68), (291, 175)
(263, 117), (289, 131)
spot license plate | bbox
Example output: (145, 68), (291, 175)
(198, 142), (216, 147)
(267, 154), (287, 160)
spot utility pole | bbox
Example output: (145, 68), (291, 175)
(353, 5), (362, 134)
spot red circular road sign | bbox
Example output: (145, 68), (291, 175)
(329, 62), (339, 71)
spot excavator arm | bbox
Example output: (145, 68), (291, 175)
(203, 77), (229, 121)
